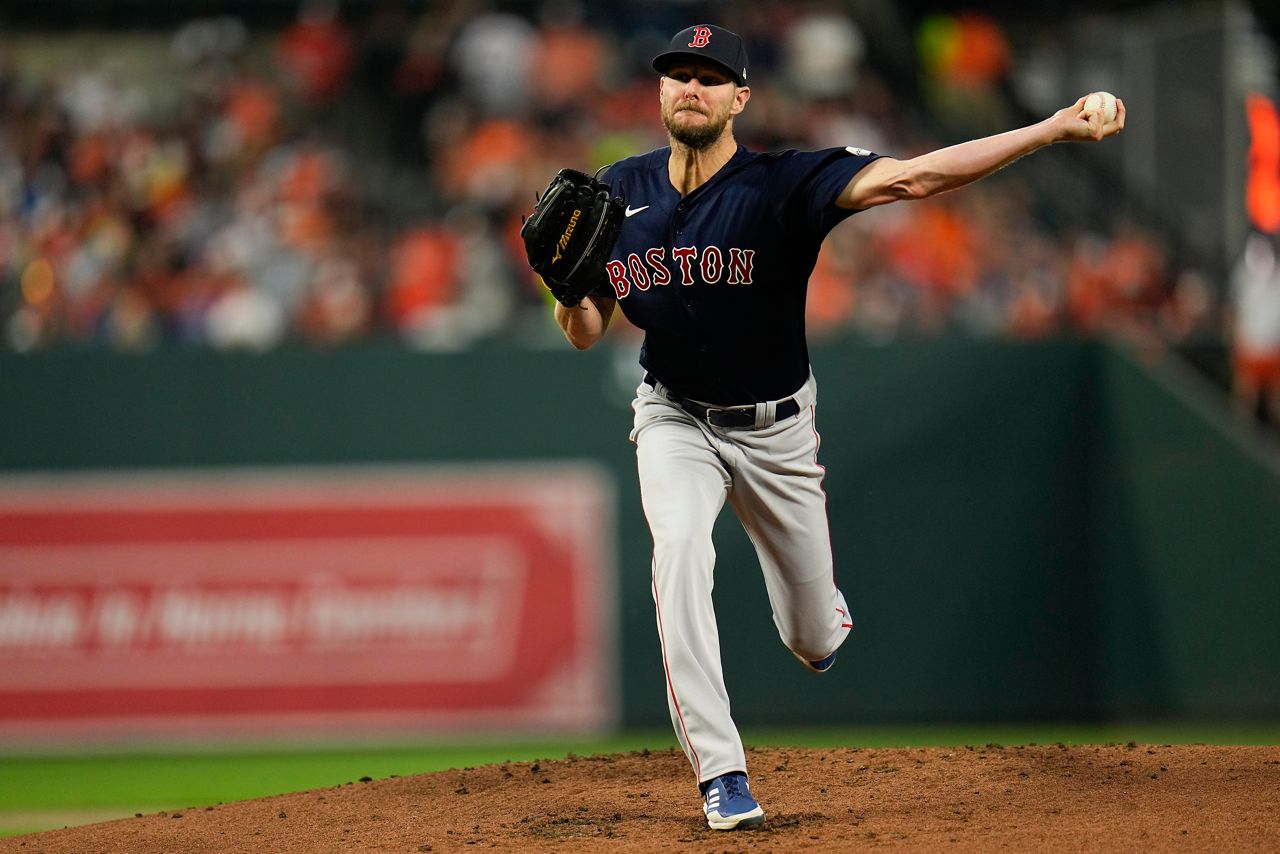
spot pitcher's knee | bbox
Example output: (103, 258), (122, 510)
(777, 628), (827, 662)
(777, 619), (848, 662)
(786, 640), (830, 662)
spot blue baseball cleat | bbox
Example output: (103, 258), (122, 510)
(701, 771), (765, 830)
(794, 649), (837, 673)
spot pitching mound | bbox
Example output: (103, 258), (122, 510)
(3, 744), (1279, 852)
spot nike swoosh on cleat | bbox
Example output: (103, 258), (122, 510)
(625, 205), (649, 217)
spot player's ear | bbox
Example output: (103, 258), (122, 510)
(731, 85), (750, 115)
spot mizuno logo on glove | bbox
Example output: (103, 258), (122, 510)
(552, 208), (583, 264)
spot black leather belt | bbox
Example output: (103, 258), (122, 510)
(644, 373), (801, 429)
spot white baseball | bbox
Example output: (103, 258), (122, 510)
(1083, 91), (1118, 124)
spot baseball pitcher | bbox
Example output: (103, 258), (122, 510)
(522, 23), (1125, 831)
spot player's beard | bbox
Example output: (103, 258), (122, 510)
(662, 100), (733, 150)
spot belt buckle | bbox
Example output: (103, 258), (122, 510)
(704, 405), (751, 429)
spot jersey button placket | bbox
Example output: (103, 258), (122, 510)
(671, 203), (690, 293)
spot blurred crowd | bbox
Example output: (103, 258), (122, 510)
(0, 2), (1232, 357)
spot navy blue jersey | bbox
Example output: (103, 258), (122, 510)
(603, 144), (881, 404)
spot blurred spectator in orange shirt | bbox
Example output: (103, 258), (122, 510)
(917, 11), (1012, 135)
(385, 226), (460, 336)
(530, 16), (606, 114)
(437, 119), (531, 209)
(276, 0), (354, 105)
(220, 77), (282, 162)
(806, 226), (860, 337)
(1229, 230), (1280, 429)
(882, 198), (978, 330)
(299, 251), (373, 345)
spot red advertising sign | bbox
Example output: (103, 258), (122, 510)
(0, 466), (616, 744)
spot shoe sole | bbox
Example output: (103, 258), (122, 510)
(706, 806), (765, 830)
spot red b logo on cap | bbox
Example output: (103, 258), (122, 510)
(688, 26), (712, 48)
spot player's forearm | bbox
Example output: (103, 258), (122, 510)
(841, 120), (1056, 209)
(897, 119), (1058, 199)
(845, 95), (1124, 209)
(555, 295), (615, 349)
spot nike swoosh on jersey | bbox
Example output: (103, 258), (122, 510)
(625, 205), (650, 217)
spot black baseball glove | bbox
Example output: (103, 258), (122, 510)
(521, 168), (625, 307)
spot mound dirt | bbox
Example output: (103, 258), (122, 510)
(3, 744), (1278, 852)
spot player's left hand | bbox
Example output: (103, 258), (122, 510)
(521, 168), (626, 308)
(1053, 94), (1126, 142)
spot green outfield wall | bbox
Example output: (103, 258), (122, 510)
(2, 337), (1278, 726)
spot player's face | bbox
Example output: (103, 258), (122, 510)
(660, 63), (750, 149)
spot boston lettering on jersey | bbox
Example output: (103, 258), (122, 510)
(603, 144), (880, 404)
(606, 246), (756, 298)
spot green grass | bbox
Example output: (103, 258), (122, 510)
(0, 731), (678, 814)
(3, 723), (1278, 837)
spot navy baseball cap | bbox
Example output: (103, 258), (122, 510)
(652, 25), (749, 87)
